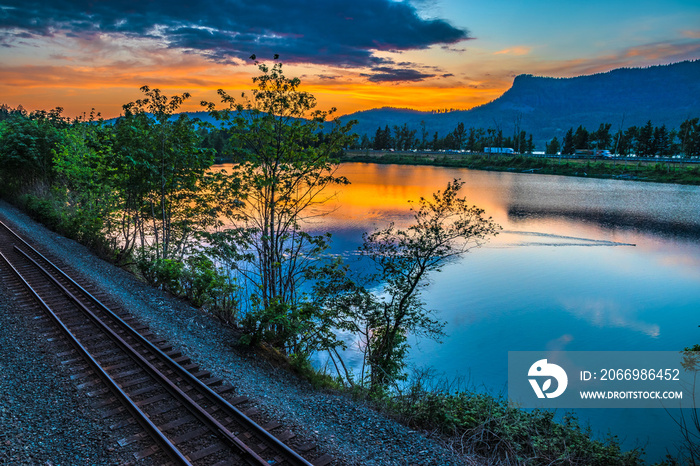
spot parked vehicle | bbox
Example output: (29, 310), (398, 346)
(484, 147), (515, 154)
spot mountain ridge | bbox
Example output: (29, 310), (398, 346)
(339, 60), (700, 148)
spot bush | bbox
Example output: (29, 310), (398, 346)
(380, 372), (645, 465)
(136, 255), (185, 294)
(136, 251), (239, 320)
(19, 194), (62, 230)
(182, 253), (238, 314)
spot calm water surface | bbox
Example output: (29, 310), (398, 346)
(301, 163), (700, 461)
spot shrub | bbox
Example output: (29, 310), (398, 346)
(380, 372), (645, 465)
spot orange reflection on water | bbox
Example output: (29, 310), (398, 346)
(317, 163), (512, 228)
(213, 162), (700, 278)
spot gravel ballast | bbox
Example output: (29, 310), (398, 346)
(0, 266), (136, 465)
(0, 200), (476, 465)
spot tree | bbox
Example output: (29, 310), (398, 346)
(324, 179), (500, 390)
(419, 120), (428, 150)
(517, 130), (527, 154)
(52, 116), (117, 250)
(393, 123), (416, 151)
(115, 86), (216, 263)
(636, 120), (654, 156)
(373, 126), (392, 150)
(453, 122), (467, 150)
(593, 123), (612, 149)
(546, 137), (560, 155)
(562, 128), (575, 155)
(573, 125), (589, 150)
(204, 59), (356, 350)
(654, 125), (670, 156)
(0, 109), (67, 194)
(679, 118), (700, 157)
(359, 134), (371, 150)
(467, 128), (477, 152)
(623, 126), (639, 156)
(432, 131), (440, 151)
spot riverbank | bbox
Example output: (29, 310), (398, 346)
(0, 199), (472, 466)
(0, 195), (661, 465)
(341, 150), (700, 185)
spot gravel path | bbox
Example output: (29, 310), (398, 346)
(0, 200), (477, 466)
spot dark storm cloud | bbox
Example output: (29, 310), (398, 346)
(361, 66), (436, 82)
(0, 0), (469, 69)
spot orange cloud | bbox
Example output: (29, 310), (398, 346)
(523, 37), (700, 79)
(494, 46), (531, 56)
(682, 30), (700, 39)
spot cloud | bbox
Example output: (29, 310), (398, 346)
(361, 66), (437, 83)
(494, 46), (531, 56)
(535, 37), (700, 77)
(0, 0), (470, 70)
(561, 297), (660, 338)
(682, 30), (700, 39)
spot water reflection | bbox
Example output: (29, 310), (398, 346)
(216, 162), (700, 460)
(559, 297), (661, 338)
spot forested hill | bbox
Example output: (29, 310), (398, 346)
(340, 60), (700, 148)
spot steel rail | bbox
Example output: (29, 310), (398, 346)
(0, 249), (192, 465)
(14, 245), (271, 465)
(0, 219), (314, 466)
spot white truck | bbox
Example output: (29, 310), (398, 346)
(484, 147), (515, 154)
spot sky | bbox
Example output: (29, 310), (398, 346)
(1, 0), (699, 118)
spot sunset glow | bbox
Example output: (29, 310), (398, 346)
(1, 1), (699, 118)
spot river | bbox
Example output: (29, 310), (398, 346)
(296, 162), (700, 461)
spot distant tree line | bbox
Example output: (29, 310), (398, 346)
(355, 121), (535, 153)
(545, 119), (700, 156)
(349, 114), (699, 159)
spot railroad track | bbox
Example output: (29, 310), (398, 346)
(0, 218), (330, 466)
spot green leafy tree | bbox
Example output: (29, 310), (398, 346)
(432, 131), (440, 151)
(359, 134), (371, 150)
(393, 123), (416, 151)
(516, 130), (527, 154)
(52, 116), (116, 249)
(466, 128), (477, 152)
(654, 125), (671, 156)
(0, 109), (67, 194)
(204, 59), (356, 351)
(324, 179), (500, 390)
(373, 125), (393, 150)
(114, 86), (216, 263)
(419, 120), (429, 150)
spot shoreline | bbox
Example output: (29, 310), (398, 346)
(339, 150), (700, 186)
(0, 195), (660, 465)
(0, 199), (469, 466)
